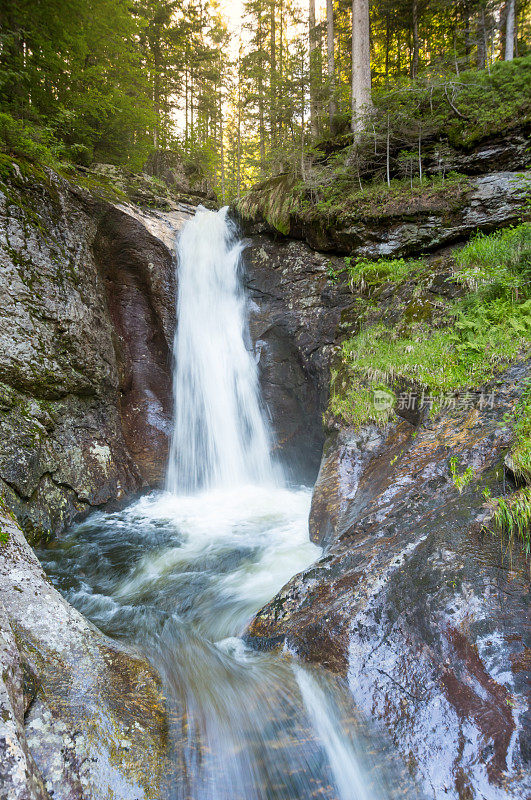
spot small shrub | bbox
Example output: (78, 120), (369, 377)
(450, 457), (475, 494)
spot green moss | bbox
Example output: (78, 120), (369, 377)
(238, 172), (299, 234)
(330, 224), (531, 428)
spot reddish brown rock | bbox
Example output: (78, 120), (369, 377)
(0, 164), (193, 541)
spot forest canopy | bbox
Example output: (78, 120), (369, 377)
(0, 0), (529, 200)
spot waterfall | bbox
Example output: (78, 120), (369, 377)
(166, 206), (276, 494)
(40, 205), (407, 800)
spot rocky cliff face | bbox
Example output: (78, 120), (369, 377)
(247, 362), (531, 800)
(244, 237), (350, 481)
(241, 150), (531, 799)
(0, 164), (193, 541)
(241, 169), (530, 258)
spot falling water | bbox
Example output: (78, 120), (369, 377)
(38, 207), (419, 800)
(167, 206), (275, 493)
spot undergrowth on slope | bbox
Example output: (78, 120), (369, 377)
(238, 57), (531, 233)
(329, 223), (531, 427)
(330, 255), (426, 289)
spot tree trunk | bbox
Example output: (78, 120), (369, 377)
(219, 94), (225, 204)
(279, 0), (284, 135)
(309, 0), (319, 139)
(258, 11), (266, 170)
(505, 0), (515, 60)
(351, 0), (372, 135)
(270, 0), (277, 147)
(326, 0), (337, 132)
(385, 5), (390, 86)
(237, 48), (242, 201)
(411, 0), (419, 78)
(464, 5), (471, 66)
(476, 7), (487, 69)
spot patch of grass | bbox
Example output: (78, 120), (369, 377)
(0, 529), (8, 546)
(486, 487), (531, 561)
(507, 385), (531, 485)
(456, 224), (531, 293)
(330, 224), (531, 427)
(345, 255), (425, 289)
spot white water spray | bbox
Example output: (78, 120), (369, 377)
(167, 206), (276, 493)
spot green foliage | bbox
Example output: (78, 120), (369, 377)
(0, 113), (58, 166)
(372, 55), (531, 150)
(507, 385), (531, 484)
(0, 0), (230, 176)
(0, 529), (8, 546)
(346, 255), (424, 289)
(330, 224), (531, 428)
(487, 488), (531, 561)
(449, 457), (475, 494)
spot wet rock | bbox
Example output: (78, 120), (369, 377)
(244, 238), (352, 481)
(92, 206), (178, 485)
(0, 165), (190, 541)
(247, 362), (531, 800)
(0, 508), (173, 800)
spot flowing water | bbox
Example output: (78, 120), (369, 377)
(167, 207), (276, 493)
(38, 208), (414, 800)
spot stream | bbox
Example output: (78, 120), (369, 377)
(38, 208), (417, 800)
